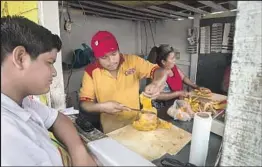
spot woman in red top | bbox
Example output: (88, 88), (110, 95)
(153, 44), (202, 101)
(221, 55), (232, 95)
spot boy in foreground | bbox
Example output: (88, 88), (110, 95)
(1, 16), (96, 166)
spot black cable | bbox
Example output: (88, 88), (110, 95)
(160, 158), (197, 167)
(148, 20), (156, 46)
(65, 0), (89, 105)
(65, 51), (77, 99)
(59, 1), (64, 25)
(77, 0), (86, 15)
(65, 67), (73, 95)
(66, 2), (72, 22)
(140, 22), (144, 56)
(143, 21), (148, 56)
(160, 158), (185, 166)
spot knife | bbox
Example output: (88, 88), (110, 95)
(129, 108), (156, 115)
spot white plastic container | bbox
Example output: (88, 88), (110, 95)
(87, 137), (156, 166)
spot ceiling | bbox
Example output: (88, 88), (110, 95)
(59, 1), (238, 21)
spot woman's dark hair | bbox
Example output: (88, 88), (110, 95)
(147, 46), (158, 64)
(155, 44), (175, 67)
(1, 15), (62, 65)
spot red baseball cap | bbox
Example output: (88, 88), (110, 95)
(91, 31), (119, 58)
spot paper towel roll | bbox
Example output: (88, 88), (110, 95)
(189, 112), (212, 166)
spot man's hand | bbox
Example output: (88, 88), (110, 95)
(144, 68), (168, 99)
(143, 82), (165, 100)
(99, 101), (131, 114)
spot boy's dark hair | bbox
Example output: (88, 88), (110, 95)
(155, 44), (175, 67)
(1, 15), (62, 65)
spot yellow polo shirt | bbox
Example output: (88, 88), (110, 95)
(79, 54), (158, 133)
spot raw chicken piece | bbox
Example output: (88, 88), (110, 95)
(132, 113), (158, 131)
(132, 94), (172, 131)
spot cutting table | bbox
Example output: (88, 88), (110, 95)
(69, 103), (223, 166)
(69, 115), (156, 166)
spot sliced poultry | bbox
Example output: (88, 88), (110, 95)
(132, 94), (172, 131)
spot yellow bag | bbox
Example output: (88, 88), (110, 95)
(49, 132), (72, 166)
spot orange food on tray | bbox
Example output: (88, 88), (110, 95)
(193, 88), (213, 98)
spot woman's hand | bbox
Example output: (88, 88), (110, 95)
(177, 91), (190, 98)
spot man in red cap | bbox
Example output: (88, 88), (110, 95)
(79, 31), (167, 133)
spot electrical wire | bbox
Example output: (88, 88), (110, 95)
(64, 0), (87, 104)
(17, 8), (38, 16)
(62, 1), (80, 101)
(160, 158), (185, 166)
(143, 21), (148, 57)
(65, 50), (77, 97)
(148, 20), (156, 46)
(140, 22), (144, 56)
(64, 0), (96, 105)
(77, 0), (87, 16)
(59, 1), (64, 25)
(160, 157), (197, 167)
(66, 1), (72, 22)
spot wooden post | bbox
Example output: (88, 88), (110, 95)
(220, 1), (262, 166)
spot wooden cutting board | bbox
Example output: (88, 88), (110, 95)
(107, 122), (192, 161)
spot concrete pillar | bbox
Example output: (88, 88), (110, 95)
(220, 1), (262, 166)
(189, 14), (200, 84)
(38, 1), (66, 110)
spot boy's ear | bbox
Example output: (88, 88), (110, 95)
(12, 46), (30, 70)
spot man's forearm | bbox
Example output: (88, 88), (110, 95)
(152, 68), (168, 86)
(50, 113), (96, 166)
(156, 92), (180, 101)
(80, 101), (103, 113)
(183, 76), (199, 89)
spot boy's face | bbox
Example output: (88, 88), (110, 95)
(25, 49), (58, 95)
(9, 46), (58, 95)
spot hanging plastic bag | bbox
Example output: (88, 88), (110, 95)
(167, 99), (194, 121)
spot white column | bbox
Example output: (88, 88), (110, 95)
(38, 1), (66, 110)
(220, 1), (262, 166)
(189, 14), (200, 83)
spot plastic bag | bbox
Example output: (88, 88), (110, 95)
(167, 100), (194, 121)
